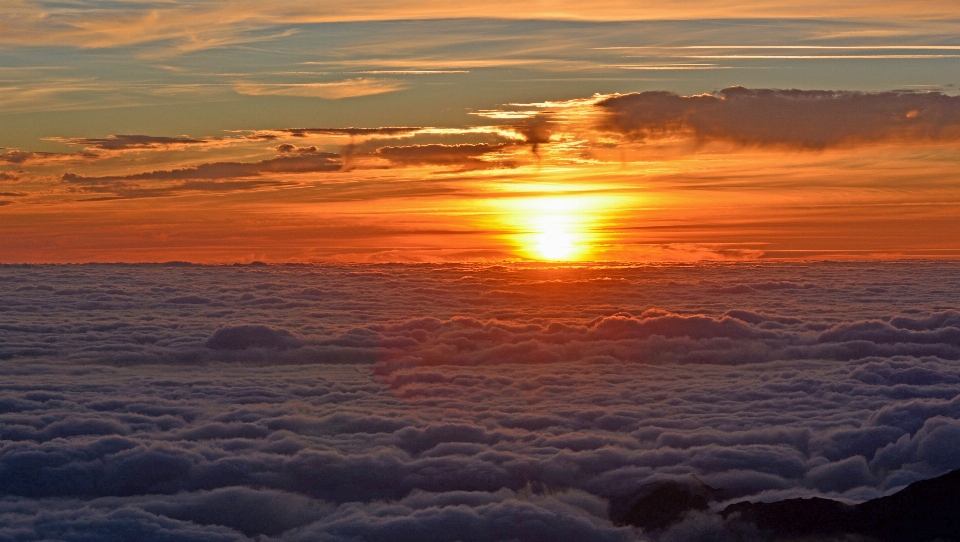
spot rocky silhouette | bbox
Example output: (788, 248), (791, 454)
(612, 470), (960, 541)
(725, 469), (960, 541)
(609, 477), (730, 531)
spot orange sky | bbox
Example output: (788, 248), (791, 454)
(2, 6), (960, 262)
(4, 129), (960, 263)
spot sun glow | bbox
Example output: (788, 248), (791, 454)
(482, 177), (638, 262)
(495, 193), (602, 261)
(536, 228), (576, 260)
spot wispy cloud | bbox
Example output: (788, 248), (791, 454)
(0, 150), (99, 165)
(0, 79), (233, 114)
(596, 45), (960, 50)
(351, 70), (469, 75)
(4, 1), (960, 51)
(611, 64), (733, 70)
(61, 152), (342, 184)
(693, 54), (960, 59)
(233, 78), (406, 99)
(470, 110), (543, 120)
(49, 135), (208, 151)
(266, 127), (422, 138)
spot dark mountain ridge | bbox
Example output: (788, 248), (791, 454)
(612, 469), (960, 541)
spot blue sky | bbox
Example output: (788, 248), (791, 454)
(4, 16), (959, 150)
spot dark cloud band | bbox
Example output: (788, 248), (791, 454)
(598, 87), (960, 149)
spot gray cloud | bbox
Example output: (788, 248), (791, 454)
(205, 324), (303, 350)
(1, 150), (45, 164)
(51, 136), (511, 197)
(515, 114), (556, 155)
(276, 144), (318, 153)
(61, 152), (341, 183)
(374, 143), (511, 169)
(598, 87), (960, 149)
(278, 127), (421, 138)
(55, 134), (208, 151)
(1, 149), (97, 164)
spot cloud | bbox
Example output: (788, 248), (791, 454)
(51, 134), (208, 151)
(133, 487), (333, 536)
(3, 1), (959, 50)
(0, 499), (252, 542)
(276, 127), (422, 138)
(1, 151), (35, 164)
(597, 87), (960, 149)
(4, 263), (960, 371)
(205, 324), (304, 350)
(2, 263), (960, 540)
(234, 78), (406, 100)
(1, 150), (91, 165)
(165, 295), (214, 305)
(285, 489), (634, 542)
(374, 143), (512, 169)
(347, 308), (960, 372)
(277, 144), (318, 153)
(61, 152), (341, 183)
(514, 115), (556, 155)
(45, 134), (515, 199)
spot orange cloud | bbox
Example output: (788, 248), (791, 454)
(233, 79), (406, 100)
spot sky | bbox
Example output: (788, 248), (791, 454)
(5, 5), (960, 540)
(2, 2), (960, 262)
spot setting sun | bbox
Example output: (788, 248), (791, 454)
(502, 194), (592, 261)
(488, 190), (629, 261)
(536, 229), (576, 260)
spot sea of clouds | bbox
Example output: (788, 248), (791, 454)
(1, 262), (960, 541)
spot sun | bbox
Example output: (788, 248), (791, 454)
(508, 195), (590, 261)
(536, 229), (575, 260)
(491, 191), (625, 262)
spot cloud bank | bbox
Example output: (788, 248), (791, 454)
(1, 263), (958, 368)
(597, 87), (960, 149)
(1, 262), (960, 540)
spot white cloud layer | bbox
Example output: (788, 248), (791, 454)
(1, 262), (959, 540)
